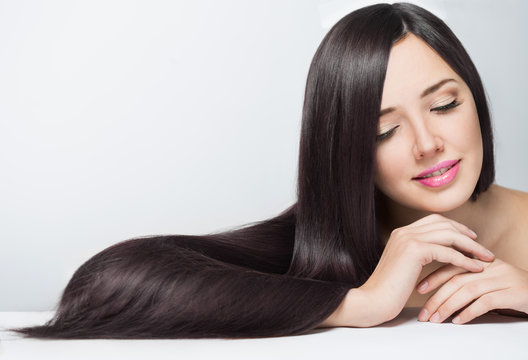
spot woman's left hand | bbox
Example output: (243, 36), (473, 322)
(415, 258), (528, 324)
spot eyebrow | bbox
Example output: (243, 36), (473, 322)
(379, 78), (458, 117)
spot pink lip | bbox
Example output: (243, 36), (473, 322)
(415, 159), (459, 178)
(413, 159), (461, 188)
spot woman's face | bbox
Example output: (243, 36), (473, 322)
(374, 34), (483, 213)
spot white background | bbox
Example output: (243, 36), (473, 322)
(1, 0), (527, 311)
(2, 309), (528, 360)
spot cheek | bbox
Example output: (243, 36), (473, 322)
(447, 105), (483, 155)
(464, 112), (484, 175)
(466, 113), (483, 150)
(375, 143), (409, 191)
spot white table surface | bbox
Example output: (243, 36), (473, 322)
(1, 308), (527, 360)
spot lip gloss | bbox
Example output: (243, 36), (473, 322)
(413, 160), (460, 188)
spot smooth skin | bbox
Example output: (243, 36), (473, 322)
(320, 34), (528, 328)
(413, 186), (528, 324)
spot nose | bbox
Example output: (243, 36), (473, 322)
(412, 122), (444, 159)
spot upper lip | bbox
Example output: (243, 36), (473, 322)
(413, 159), (460, 179)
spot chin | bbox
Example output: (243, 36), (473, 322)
(419, 200), (466, 213)
(408, 187), (474, 213)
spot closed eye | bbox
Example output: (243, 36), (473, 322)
(376, 125), (399, 142)
(431, 99), (460, 113)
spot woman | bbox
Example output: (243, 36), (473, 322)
(13, 2), (528, 338)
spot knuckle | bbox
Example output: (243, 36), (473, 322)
(437, 306), (450, 319)
(478, 294), (494, 308)
(464, 282), (479, 295)
(450, 251), (464, 264)
(425, 299), (440, 312)
(450, 274), (464, 285)
(390, 228), (401, 237)
(448, 223), (458, 232)
(391, 227), (408, 238)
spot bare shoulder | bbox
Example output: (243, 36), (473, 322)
(495, 184), (528, 216)
(488, 185), (528, 270)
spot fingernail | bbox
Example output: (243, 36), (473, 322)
(417, 281), (428, 292)
(470, 230), (477, 237)
(486, 249), (494, 258)
(452, 316), (461, 324)
(430, 312), (441, 323)
(418, 308), (428, 321)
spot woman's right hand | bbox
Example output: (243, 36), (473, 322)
(346, 214), (495, 327)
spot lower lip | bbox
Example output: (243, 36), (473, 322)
(414, 161), (460, 188)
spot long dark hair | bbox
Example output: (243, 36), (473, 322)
(12, 2), (494, 339)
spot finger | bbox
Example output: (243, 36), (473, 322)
(410, 214), (477, 239)
(418, 271), (468, 322)
(427, 244), (484, 273)
(452, 289), (516, 324)
(410, 222), (474, 240)
(416, 264), (468, 294)
(428, 278), (507, 323)
(445, 221), (478, 240)
(419, 229), (493, 262)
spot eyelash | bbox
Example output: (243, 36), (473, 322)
(431, 99), (460, 113)
(376, 125), (399, 142)
(377, 99), (461, 142)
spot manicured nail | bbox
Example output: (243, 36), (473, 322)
(417, 281), (428, 292)
(418, 308), (428, 321)
(452, 316), (461, 324)
(430, 312), (440, 323)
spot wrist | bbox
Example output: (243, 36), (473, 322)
(319, 287), (382, 328)
(340, 287), (382, 327)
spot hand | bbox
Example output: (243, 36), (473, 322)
(357, 214), (495, 326)
(416, 258), (528, 324)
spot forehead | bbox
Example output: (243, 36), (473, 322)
(381, 34), (462, 107)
